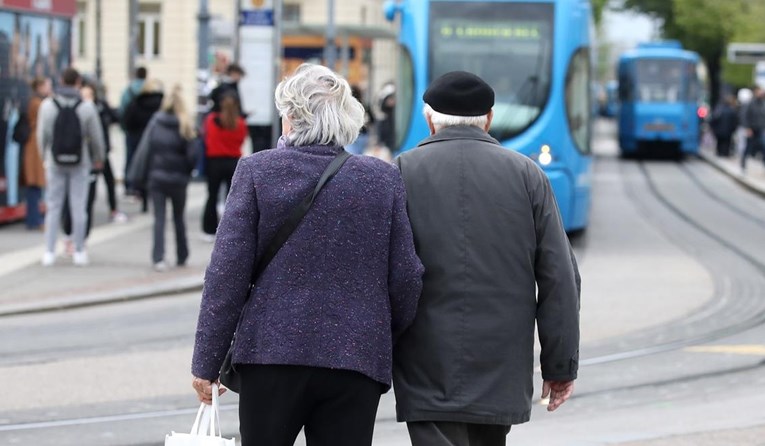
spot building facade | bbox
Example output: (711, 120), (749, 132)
(73, 0), (397, 117)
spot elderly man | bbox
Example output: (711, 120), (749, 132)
(393, 71), (581, 446)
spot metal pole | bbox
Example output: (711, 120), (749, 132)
(95, 0), (102, 80)
(233, 0), (241, 63)
(271, 0), (283, 146)
(198, 0), (211, 71)
(127, 0), (138, 79)
(325, 0), (336, 69)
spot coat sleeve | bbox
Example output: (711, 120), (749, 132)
(83, 102), (106, 165)
(192, 158), (259, 380)
(36, 99), (53, 159)
(527, 162), (581, 382)
(126, 117), (155, 189)
(388, 164), (425, 343)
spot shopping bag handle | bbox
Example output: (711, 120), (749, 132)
(189, 383), (222, 437)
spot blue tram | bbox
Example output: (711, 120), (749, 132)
(617, 41), (703, 157)
(385, 0), (594, 232)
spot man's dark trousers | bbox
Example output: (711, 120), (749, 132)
(408, 421), (511, 446)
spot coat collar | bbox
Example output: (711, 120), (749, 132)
(416, 125), (500, 149)
(276, 135), (344, 156)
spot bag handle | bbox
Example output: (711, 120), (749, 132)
(189, 383), (223, 437)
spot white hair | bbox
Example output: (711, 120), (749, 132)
(275, 64), (364, 147)
(423, 103), (489, 131)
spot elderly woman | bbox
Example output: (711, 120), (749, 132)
(191, 64), (424, 446)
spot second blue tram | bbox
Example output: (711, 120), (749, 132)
(617, 41), (702, 157)
(385, 0), (594, 232)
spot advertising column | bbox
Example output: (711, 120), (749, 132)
(238, 0), (278, 152)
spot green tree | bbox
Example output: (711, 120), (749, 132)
(619, 0), (762, 104)
(592, 0), (610, 26)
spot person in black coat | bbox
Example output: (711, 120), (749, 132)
(127, 85), (198, 271)
(710, 95), (739, 158)
(393, 72), (580, 446)
(209, 63), (244, 113)
(122, 78), (164, 210)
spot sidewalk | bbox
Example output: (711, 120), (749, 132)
(698, 142), (765, 198)
(0, 182), (213, 317)
(2, 135), (761, 318)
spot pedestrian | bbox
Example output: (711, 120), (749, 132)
(735, 88), (753, 158)
(21, 76), (51, 230)
(200, 94), (247, 240)
(740, 85), (765, 173)
(122, 78), (164, 212)
(127, 85), (198, 272)
(376, 82), (396, 151)
(191, 63), (424, 446)
(209, 63), (244, 113)
(37, 67), (105, 266)
(710, 95), (739, 157)
(61, 80), (127, 249)
(118, 66), (147, 194)
(346, 85), (375, 155)
(392, 71), (581, 446)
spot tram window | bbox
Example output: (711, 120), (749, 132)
(566, 48), (591, 154)
(395, 45), (414, 151)
(428, 2), (554, 141)
(636, 59), (684, 103)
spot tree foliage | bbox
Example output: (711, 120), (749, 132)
(619, 0), (765, 103)
(591, 0), (610, 26)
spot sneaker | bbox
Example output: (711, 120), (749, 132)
(73, 251), (89, 266)
(199, 233), (216, 243)
(110, 211), (129, 223)
(41, 252), (56, 266)
(153, 261), (168, 272)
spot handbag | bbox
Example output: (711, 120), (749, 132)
(219, 149), (353, 393)
(165, 383), (236, 445)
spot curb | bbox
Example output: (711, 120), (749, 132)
(698, 152), (765, 199)
(0, 276), (204, 318)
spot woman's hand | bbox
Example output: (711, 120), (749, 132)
(192, 376), (227, 405)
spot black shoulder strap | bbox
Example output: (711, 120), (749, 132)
(249, 150), (352, 286)
(52, 98), (61, 110)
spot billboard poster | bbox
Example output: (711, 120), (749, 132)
(0, 9), (71, 212)
(239, 0), (275, 126)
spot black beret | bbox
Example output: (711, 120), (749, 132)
(423, 71), (495, 117)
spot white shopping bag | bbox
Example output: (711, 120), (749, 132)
(165, 384), (236, 446)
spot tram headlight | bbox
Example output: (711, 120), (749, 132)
(538, 144), (553, 166)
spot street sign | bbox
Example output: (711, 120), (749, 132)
(727, 43), (765, 64)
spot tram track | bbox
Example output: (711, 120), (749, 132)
(580, 159), (765, 367)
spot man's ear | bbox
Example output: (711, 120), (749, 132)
(484, 110), (494, 132)
(426, 112), (436, 135)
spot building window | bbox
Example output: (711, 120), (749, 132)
(283, 3), (301, 23)
(74, 1), (87, 58)
(138, 3), (161, 58)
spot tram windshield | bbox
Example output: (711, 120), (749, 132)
(429, 2), (554, 141)
(635, 59), (687, 103)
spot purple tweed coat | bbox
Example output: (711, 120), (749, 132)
(192, 138), (424, 387)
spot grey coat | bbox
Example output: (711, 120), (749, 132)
(392, 125), (580, 426)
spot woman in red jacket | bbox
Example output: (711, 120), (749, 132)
(201, 95), (248, 239)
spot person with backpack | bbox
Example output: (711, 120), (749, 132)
(127, 85), (198, 271)
(36, 67), (105, 266)
(200, 94), (247, 240)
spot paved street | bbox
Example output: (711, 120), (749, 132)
(2, 120), (765, 445)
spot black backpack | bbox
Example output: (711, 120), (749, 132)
(51, 98), (83, 166)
